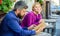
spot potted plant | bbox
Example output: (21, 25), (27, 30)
(37, 0), (43, 5)
(0, 0), (14, 18)
(0, 0), (2, 4)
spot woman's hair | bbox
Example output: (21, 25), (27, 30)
(32, 2), (42, 11)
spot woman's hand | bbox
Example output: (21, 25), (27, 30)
(28, 24), (36, 30)
(39, 19), (44, 24)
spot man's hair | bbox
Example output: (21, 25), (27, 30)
(13, 1), (28, 11)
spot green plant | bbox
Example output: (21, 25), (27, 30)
(0, 0), (14, 13)
(37, 0), (43, 5)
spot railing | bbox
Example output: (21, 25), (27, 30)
(43, 19), (56, 36)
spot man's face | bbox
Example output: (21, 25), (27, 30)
(18, 8), (26, 18)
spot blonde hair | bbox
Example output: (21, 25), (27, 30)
(32, 2), (42, 11)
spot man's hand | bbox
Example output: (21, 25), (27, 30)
(28, 24), (36, 30)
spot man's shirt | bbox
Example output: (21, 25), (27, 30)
(0, 11), (36, 36)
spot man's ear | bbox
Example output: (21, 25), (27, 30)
(17, 9), (21, 13)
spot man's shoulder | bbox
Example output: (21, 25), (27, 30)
(5, 11), (16, 20)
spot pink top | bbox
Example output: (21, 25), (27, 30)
(21, 11), (42, 28)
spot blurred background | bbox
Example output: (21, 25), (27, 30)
(0, 0), (60, 36)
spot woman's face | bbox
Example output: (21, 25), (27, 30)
(33, 4), (42, 14)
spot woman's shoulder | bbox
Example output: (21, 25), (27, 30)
(26, 11), (34, 16)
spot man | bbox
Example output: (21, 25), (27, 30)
(0, 1), (36, 36)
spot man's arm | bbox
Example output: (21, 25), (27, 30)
(7, 18), (36, 35)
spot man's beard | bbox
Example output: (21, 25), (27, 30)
(17, 14), (24, 19)
(17, 14), (22, 19)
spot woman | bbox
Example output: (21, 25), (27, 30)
(21, 2), (43, 30)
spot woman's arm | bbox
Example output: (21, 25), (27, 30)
(33, 19), (47, 34)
